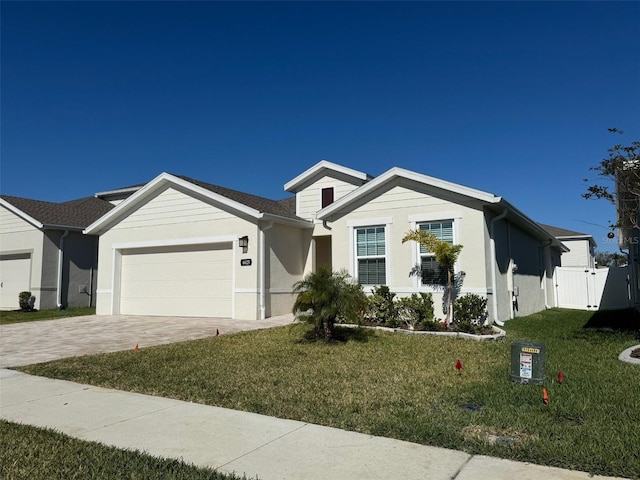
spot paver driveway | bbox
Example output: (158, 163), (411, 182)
(0, 314), (294, 368)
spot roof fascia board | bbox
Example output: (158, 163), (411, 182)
(0, 198), (44, 229)
(318, 167), (501, 219)
(284, 160), (369, 192)
(94, 186), (142, 198)
(85, 173), (263, 234)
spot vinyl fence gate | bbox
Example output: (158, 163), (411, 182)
(555, 266), (630, 311)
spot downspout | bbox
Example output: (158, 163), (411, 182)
(259, 221), (274, 320)
(490, 209), (508, 326)
(541, 239), (553, 309)
(57, 230), (70, 309)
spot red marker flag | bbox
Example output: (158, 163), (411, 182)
(455, 359), (462, 374)
(134, 344), (139, 352)
(557, 370), (564, 384)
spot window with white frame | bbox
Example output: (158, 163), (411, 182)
(419, 220), (453, 286)
(356, 226), (386, 285)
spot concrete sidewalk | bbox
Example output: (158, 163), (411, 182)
(0, 369), (626, 480)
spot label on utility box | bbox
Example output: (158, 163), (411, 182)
(519, 353), (533, 379)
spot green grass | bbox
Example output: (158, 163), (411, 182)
(0, 307), (95, 325)
(0, 420), (251, 479)
(19, 309), (640, 479)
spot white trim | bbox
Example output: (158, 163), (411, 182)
(319, 167), (500, 219)
(235, 288), (259, 294)
(284, 160), (368, 193)
(96, 289), (112, 295)
(112, 235), (236, 251)
(347, 217), (393, 228)
(85, 173), (262, 234)
(352, 223), (391, 286)
(0, 199), (44, 229)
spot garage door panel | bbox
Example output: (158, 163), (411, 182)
(121, 262), (229, 282)
(0, 253), (32, 310)
(119, 244), (232, 317)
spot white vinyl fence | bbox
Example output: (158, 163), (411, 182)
(555, 266), (631, 311)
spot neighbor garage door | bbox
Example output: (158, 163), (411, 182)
(0, 253), (32, 310)
(119, 243), (233, 317)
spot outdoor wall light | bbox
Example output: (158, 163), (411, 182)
(239, 236), (249, 253)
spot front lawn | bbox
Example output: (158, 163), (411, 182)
(0, 420), (250, 480)
(0, 307), (96, 325)
(19, 309), (640, 479)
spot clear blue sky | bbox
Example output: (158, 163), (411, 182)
(2, 1), (639, 252)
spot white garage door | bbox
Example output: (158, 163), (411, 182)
(119, 243), (233, 317)
(0, 253), (32, 310)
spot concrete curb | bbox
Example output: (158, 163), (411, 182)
(619, 344), (640, 365)
(339, 323), (506, 340)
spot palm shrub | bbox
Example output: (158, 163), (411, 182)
(367, 285), (398, 326)
(397, 292), (439, 330)
(292, 268), (368, 342)
(402, 230), (463, 326)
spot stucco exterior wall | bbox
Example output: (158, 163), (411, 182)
(318, 180), (489, 319)
(0, 207), (45, 310)
(95, 186), (259, 318)
(488, 214), (558, 322)
(265, 223), (308, 316)
(509, 223), (547, 317)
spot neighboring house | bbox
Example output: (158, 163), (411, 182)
(85, 161), (567, 324)
(0, 195), (113, 310)
(537, 224), (596, 268)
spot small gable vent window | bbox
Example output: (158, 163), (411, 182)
(321, 187), (334, 208)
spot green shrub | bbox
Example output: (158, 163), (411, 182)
(367, 285), (398, 327)
(453, 293), (488, 325)
(397, 293), (439, 330)
(18, 291), (33, 311)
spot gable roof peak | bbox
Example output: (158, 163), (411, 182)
(284, 160), (371, 193)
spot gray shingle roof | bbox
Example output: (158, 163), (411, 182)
(176, 175), (302, 220)
(1, 194), (114, 229)
(538, 223), (590, 238)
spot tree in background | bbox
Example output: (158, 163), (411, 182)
(402, 230), (463, 326)
(594, 251), (627, 268)
(583, 129), (640, 240)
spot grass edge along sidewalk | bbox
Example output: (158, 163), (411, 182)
(18, 308), (640, 479)
(0, 420), (253, 480)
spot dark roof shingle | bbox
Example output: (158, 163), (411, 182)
(176, 175), (302, 220)
(538, 223), (590, 238)
(1, 195), (114, 229)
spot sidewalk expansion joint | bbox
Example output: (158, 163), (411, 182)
(217, 422), (310, 469)
(449, 454), (473, 480)
(78, 403), (183, 436)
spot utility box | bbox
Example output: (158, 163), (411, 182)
(510, 341), (546, 385)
